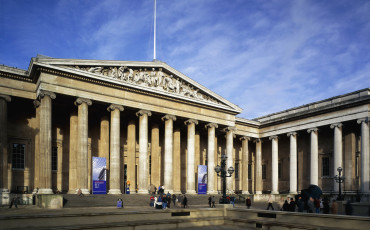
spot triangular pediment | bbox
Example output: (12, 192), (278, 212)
(31, 57), (242, 114)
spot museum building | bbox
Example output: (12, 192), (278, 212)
(0, 56), (369, 203)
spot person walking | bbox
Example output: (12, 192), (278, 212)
(314, 198), (321, 213)
(211, 196), (216, 208)
(177, 194), (183, 207)
(266, 194), (274, 210)
(331, 199), (338, 214)
(307, 197), (315, 213)
(323, 197), (330, 214)
(183, 195), (188, 208)
(172, 194), (177, 207)
(208, 195), (212, 208)
(246, 197), (251, 209)
(289, 198), (296, 212)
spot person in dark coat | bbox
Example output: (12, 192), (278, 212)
(307, 197), (315, 213)
(296, 196), (304, 212)
(323, 197), (330, 214)
(246, 197), (251, 209)
(289, 198), (296, 212)
(282, 200), (290, 211)
(345, 201), (353, 215)
(182, 195), (188, 208)
(208, 195), (212, 207)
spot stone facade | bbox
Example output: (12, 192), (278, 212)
(0, 56), (369, 205)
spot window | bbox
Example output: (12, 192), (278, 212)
(149, 155), (152, 176)
(262, 164), (266, 180)
(248, 164), (252, 180)
(52, 146), (58, 171)
(322, 157), (330, 177)
(12, 143), (25, 169)
(235, 162), (239, 179)
(278, 162), (282, 179)
(355, 154), (360, 178)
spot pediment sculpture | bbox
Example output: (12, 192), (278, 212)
(67, 65), (220, 104)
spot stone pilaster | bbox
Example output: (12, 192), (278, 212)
(0, 95), (11, 205)
(240, 136), (250, 194)
(36, 90), (56, 194)
(136, 109), (151, 194)
(205, 123), (218, 194)
(108, 104), (124, 194)
(330, 123), (343, 193)
(254, 139), (263, 194)
(269, 135), (279, 194)
(75, 97), (92, 194)
(307, 128), (319, 186)
(357, 118), (369, 193)
(185, 119), (198, 194)
(224, 127), (236, 193)
(162, 114), (176, 193)
(287, 132), (298, 194)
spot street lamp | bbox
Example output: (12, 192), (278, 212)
(334, 167), (345, 201)
(214, 154), (234, 204)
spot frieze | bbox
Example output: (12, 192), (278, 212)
(66, 65), (220, 105)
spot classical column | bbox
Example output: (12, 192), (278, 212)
(224, 127), (235, 193)
(205, 123), (218, 194)
(151, 124), (160, 189)
(68, 112), (78, 193)
(357, 118), (369, 193)
(108, 104), (124, 194)
(136, 109), (151, 194)
(0, 95), (11, 204)
(287, 132), (298, 194)
(254, 139), (263, 194)
(240, 136), (250, 194)
(36, 91), (56, 194)
(75, 98), (92, 194)
(185, 119), (198, 194)
(330, 123), (343, 193)
(269, 136), (279, 194)
(307, 128), (319, 186)
(162, 114), (176, 193)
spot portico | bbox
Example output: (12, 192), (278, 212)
(0, 56), (369, 205)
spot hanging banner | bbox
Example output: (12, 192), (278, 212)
(198, 165), (207, 194)
(92, 157), (107, 194)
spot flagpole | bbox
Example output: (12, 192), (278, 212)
(153, 0), (157, 61)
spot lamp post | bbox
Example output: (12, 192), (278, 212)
(334, 167), (345, 201)
(214, 154), (234, 204)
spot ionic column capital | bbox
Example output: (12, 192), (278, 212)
(253, 138), (263, 143)
(223, 126), (236, 132)
(240, 136), (250, 141)
(136, 109), (151, 117)
(0, 94), (11, 102)
(38, 90), (56, 100)
(184, 119), (198, 125)
(287, 132), (298, 137)
(269, 135), (279, 141)
(357, 118), (369, 124)
(33, 100), (41, 108)
(161, 114), (176, 121)
(205, 123), (218, 129)
(107, 104), (124, 112)
(74, 97), (92, 106)
(330, 123), (343, 129)
(307, 127), (319, 133)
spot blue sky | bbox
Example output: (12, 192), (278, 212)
(1, 0), (369, 119)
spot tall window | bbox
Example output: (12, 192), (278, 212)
(262, 164), (266, 180)
(235, 162), (239, 179)
(355, 154), (360, 178)
(52, 146), (58, 171)
(12, 143), (25, 169)
(149, 155), (152, 176)
(322, 157), (330, 177)
(248, 164), (252, 180)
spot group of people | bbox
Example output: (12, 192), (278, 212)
(150, 192), (188, 209)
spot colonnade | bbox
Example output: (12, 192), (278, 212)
(0, 91), (369, 195)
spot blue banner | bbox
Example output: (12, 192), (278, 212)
(92, 157), (107, 194)
(198, 165), (207, 194)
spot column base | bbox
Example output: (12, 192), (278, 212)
(68, 189), (77, 194)
(108, 189), (122, 194)
(242, 191), (250, 194)
(0, 189), (10, 206)
(137, 189), (149, 194)
(256, 191), (262, 195)
(207, 190), (218, 195)
(186, 190), (196, 194)
(289, 191), (298, 195)
(81, 188), (90, 195)
(38, 188), (54, 194)
(271, 190), (279, 195)
(173, 190), (182, 194)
